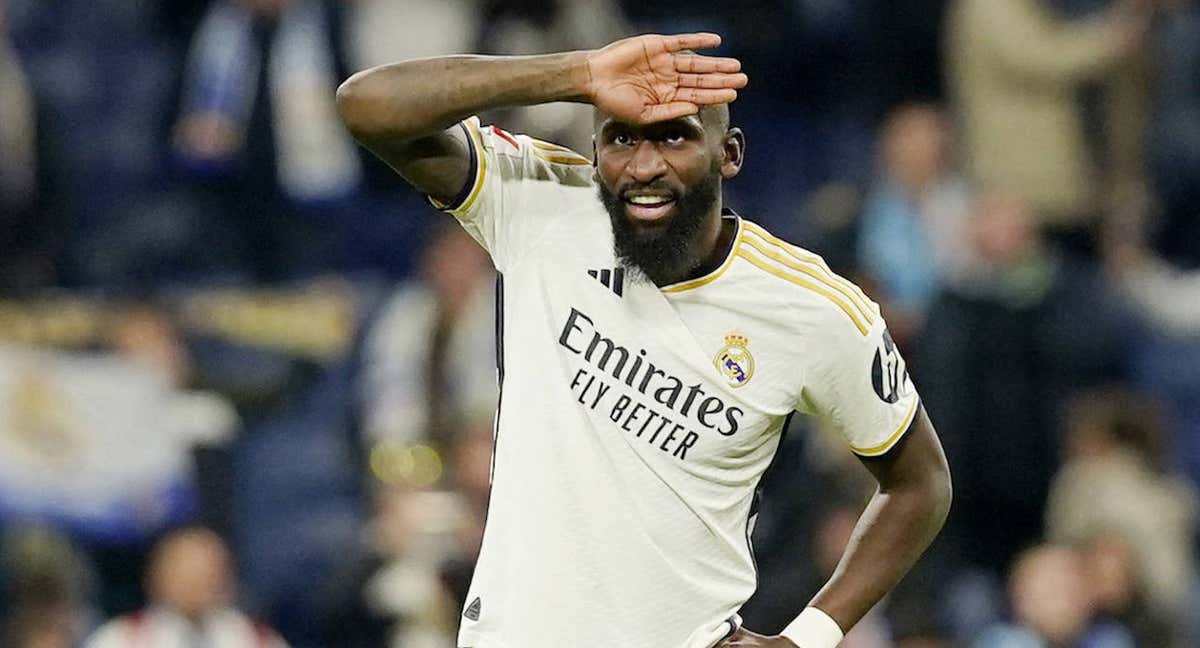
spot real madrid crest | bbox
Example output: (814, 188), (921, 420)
(714, 333), (754, 388)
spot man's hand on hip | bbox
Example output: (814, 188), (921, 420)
(584, 33), (748, 124)
(718, 627), (801, 647)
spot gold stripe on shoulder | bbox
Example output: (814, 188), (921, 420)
(531, 148), (592, 166)
(850, 397), (919, 457)
(736, 248), (870, 335)
(740, 231), (875, 327)
(453, 118), (488, 216)
(531, 139), (578, 153)
(662, 219), (745, 293)
(530, 138), (591, 164)
(741, 221), (878, 319)
(742, 221), (877, 315)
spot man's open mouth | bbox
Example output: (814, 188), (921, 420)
(622, 191), (678, 223)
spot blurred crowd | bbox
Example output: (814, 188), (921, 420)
(0, 0), (1198, 646)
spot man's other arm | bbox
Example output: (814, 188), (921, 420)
(804, 407), (952, 637)
(724, 408), (950, 648)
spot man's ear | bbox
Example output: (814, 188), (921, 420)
(720, 127), (745, 179)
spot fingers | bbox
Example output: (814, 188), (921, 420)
(677, 72), (748, 90)
(675, 87), (738, 105)
(665, 32), (722, 52)
(675, 54), (742, 74)
(640, 101), (700, 124)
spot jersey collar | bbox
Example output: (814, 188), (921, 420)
(660, 209), (743, 294)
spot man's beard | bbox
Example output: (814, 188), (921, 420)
(599, 169), (722, 287)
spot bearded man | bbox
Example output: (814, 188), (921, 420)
(336, 32), (952, 648)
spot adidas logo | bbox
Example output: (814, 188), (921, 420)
(587, 267), (625, 297)
(464, 597), (482, 621)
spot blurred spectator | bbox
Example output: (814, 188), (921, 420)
(1044, 388), (1198, 632)
(918, 191), (1131, 572)
(1081, 533), (1176, 647)
(323, 486), (469, 648)
(856, 103), (971, 343)
(84, 527), (287, 648)
(946, 0), (1152, 237)
(0, 0), (59, 293)
(1, 527), (94, 648)
(972, 544), (1134, 648)
(966, 193), (1052, 297)
(1103, 199), (1200, 337)
(172, 0), (361, 280)
(359, 224), (497, 455)
(1100, 189), (1200, 511)
(160, 281), (368, 645)
(323, 422), (492, 647)
(111, 302), (241, 538)
(111, 304), (195, 388)
(174, 0), (359, 202)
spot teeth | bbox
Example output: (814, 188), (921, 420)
(628, 195), (671, 205)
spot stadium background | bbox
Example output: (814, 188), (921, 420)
(0, 0), (1198, 646)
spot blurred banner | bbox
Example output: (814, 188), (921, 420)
(0, 346), (232, 543)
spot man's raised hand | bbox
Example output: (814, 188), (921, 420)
(584, 33), (748, 124)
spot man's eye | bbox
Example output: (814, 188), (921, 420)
(613, 133), (634, 146)
(658, 128), (688, 145)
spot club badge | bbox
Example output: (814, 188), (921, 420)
(714, 333), (754, 388)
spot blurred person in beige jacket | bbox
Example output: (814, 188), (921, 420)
(946, 0), (1153, 232)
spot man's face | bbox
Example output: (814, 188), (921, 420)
(594, 113), (738, 285)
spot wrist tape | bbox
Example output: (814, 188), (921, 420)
(779, 607), (844, 648)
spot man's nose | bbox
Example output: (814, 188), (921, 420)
(626, 140), (667, 183)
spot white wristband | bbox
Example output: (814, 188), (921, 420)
(779, 607), (844, 648)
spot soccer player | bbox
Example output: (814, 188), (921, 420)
(337, 33), (952, 648)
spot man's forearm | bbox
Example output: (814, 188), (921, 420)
(336, 53), (591, 142)
(333, 33), (744, 204)
(808, 478), (951, 632)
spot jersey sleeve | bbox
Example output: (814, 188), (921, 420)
(798, 316), (921, 457)
(428, 116), (594, 271)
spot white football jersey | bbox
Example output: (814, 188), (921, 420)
(435, 117), (920, 648)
